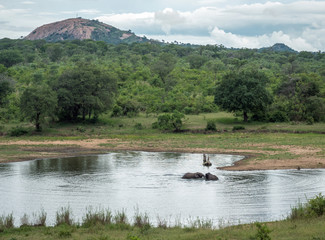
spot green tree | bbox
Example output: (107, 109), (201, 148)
(151, 53), (176, 84)
(215, 69), (272, 122)
(56, 63), (117, 121)
(0, 49), (23, 68)
(0, 74), (14, 107)
(20, 85), (57, 131)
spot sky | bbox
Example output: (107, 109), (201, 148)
(0, 0), (325, 51)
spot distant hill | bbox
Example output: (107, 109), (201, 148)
(25, 18), (149, 44)
(259, 43), (297, 53)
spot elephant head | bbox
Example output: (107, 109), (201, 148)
(205, 172), (218, 181)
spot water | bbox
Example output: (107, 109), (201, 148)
(1, 151), (324, 227)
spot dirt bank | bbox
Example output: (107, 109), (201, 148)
(0, 138), (324, 171)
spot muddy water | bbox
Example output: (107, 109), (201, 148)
(1, 151), (324, 226)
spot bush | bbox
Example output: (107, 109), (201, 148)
(289, 193), (325, 219)
(9, 126), (29, 136)
(268, 110), (289, 122)
(205, 120), (216, 131)
(232, 125), (245, 131)
(134, 123), (144, 130)
(250, 222), (272, 240)
(152, 111), (184, 132)
(306, 116), (314, 125)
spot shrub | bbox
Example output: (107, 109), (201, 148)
(268, 110), (289, 122)
(134, 123), (144, 130)
(307, 193), (325, 217)
(289, 193), (325, 219)
(205, 120), (216, 131)
(306, 116), (314, 125)
(250, 222), (272, 240)
(9, 126), (29, 136)
(232, 125), (245, 131)
(152, 111), (184, 132)
(76, 126), (86, 133)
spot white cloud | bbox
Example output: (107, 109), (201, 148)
(96, 1), (325, 50)
(154, 8), (186, 34)
(210, 27), (317, 51)
(21, 1), (36, 4)
(62, 9), (101, 15)
(144, 34), (216, 45)
(96, 12), (156, 32)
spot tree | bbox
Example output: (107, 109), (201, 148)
(0, 49), (23, 68)
(0, 74), (14, 107)
(214, 69), (272, 122)
(55, 63), (117, 121)
(20, 85), (57, 131)
(151, 53), (176, 84)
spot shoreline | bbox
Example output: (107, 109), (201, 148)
(1, 138), (324, 170)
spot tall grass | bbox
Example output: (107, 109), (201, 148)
(82, 207), (112, 227)
(114, 209), (128, 225)
(56, 206), (73, 226)
(0, 213), (14, 230)
(133, 208), (151, 228)
(187, 217), (214, 229)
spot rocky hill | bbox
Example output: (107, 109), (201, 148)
(25, 18), (148, 44)
(259, 43), (297, 53)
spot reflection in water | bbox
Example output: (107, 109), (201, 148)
(0, 152), (325, 227)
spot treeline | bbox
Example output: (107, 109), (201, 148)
(0, 38), (324, 130)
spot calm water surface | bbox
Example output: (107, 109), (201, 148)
(1, 151), (325, 226)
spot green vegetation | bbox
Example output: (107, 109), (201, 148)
(0, 38), (324, 130)
(289, 193), (325, 220)
(2, 195), (325, 239)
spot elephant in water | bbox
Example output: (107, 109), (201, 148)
(205, 172), (218, 181)
(182, 172), (204, 179)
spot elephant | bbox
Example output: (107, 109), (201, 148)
(182, 172), (204, 179)
(205, 172), (218, 181)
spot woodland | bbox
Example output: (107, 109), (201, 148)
(0, 38), (324, 131)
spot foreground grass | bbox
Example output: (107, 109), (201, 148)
(2, 194), (325, 240)
(1, 217), (325, 240)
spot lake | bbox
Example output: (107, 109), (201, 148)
(1, 151), (325, 227)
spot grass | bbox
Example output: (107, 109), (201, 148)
(2, 195), (325, 239)
(0, 111), (324, 168)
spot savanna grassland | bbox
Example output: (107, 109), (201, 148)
(0, 112), (324, 171)
(1, 38), (325, 239)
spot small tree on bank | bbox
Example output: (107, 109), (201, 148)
(214, 69), (272, 122)
(152, 111), (184, 132)
(20, 85), (57, 131)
